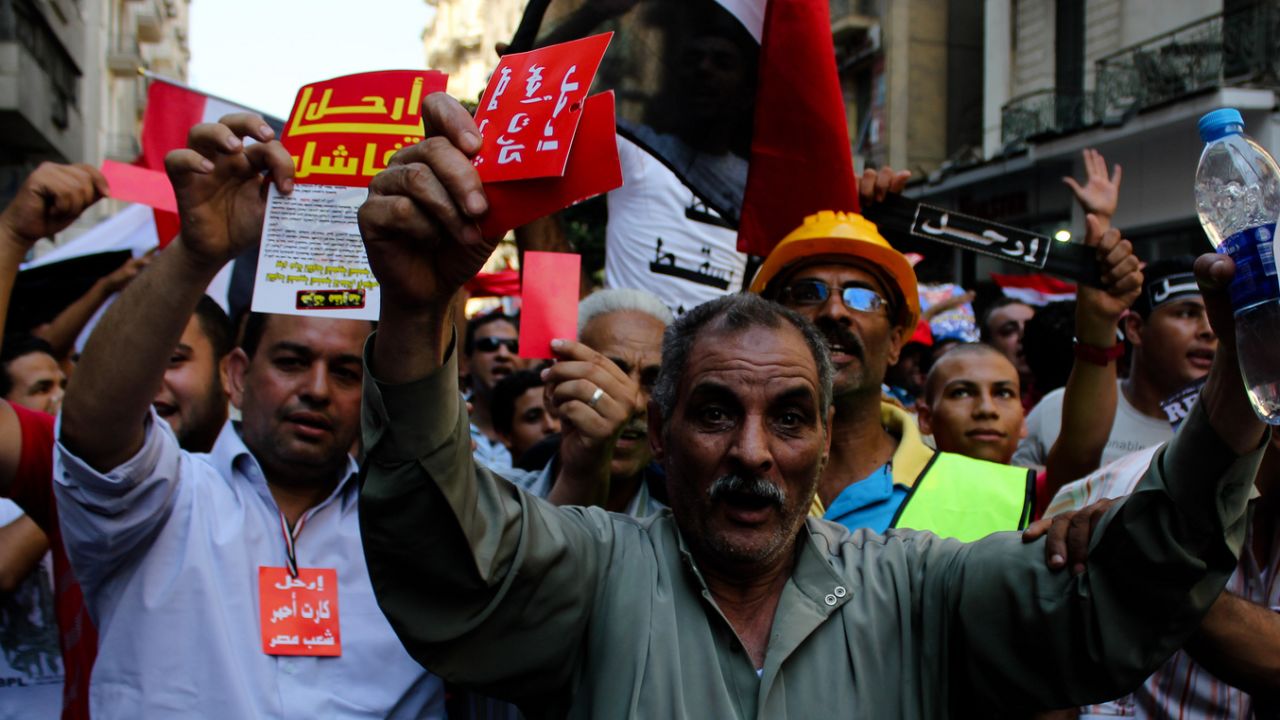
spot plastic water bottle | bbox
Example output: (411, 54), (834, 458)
(1195, 108), (1280, 423)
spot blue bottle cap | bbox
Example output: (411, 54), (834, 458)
(1199, 108), (1245, 142)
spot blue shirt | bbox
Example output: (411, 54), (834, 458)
(823, 463), (909, 534)
(54, 411), (445, 720)
(471, 422), (513, 470)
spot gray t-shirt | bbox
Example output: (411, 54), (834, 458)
(1013, 381), (1172, 469)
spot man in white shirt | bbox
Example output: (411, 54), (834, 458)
(54, 113), (445, 718)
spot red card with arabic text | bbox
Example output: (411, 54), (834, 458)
(281, 70), (448, 188)
(479, 91), (621, 238)
(473, 33), (612, 183)
(259, 567), (341, 657)
(519, 252), (580, 359)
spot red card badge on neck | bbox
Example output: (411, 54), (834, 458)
(259, 567), (341, 657)
(519, 251), (580, 359)
(473, 33), (612, 183)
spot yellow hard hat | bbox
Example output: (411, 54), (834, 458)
(749, 210), (920, 329)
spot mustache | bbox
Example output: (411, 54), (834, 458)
(708, 473), (787, 508)
(813, 317), (864, 360)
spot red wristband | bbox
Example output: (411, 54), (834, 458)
(1073, 338), (1124, 366)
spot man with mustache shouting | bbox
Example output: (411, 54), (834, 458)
(355, 92), (1268, 717)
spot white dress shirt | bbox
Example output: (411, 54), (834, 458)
(54, 411), (445, 719)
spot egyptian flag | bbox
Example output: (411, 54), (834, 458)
(137, 74), (285, 243)
(138, 74), (285, 171)
(992, 273), (1078, 306)
(506, 0), (855, 258)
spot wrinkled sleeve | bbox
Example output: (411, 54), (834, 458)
(52, 408), (187, 599)
(923, 399), (1263, 713)
(358, 331), (614, 708)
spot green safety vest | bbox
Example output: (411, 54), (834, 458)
(890, 452), (1035, 543)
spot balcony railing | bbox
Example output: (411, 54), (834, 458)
(1095, 1), (1279, 121)
(1001, 1), (1280, 149)
(1001, 89), (1094, 148)
(829, 0), (877, 25)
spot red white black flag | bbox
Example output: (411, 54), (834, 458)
(507, 0), (857, 258)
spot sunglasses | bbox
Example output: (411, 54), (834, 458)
(781, 280), (889, 313)
(475, 337), (519, 353)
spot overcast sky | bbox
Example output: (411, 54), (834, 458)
(189, 0), (434, 119)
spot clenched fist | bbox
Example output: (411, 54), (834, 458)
(0, 162), (108, 248)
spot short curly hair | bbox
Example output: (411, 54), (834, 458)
(651, 294), (833, 426)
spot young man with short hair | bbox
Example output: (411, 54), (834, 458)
(491, 369), (559, 464)
(1, 335), (65, 415)
(153, 295), (233, 453)
(917, 343), (1027, 465)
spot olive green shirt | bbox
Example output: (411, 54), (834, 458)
(359, 339), (1261, 718)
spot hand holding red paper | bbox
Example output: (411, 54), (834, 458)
(101, 160), (178, 214)
(358, 93), (500, 312)
(0, 162), (108, 247)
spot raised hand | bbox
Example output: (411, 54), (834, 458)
(358, 93), (495, 314)
(1076, 214), (1142, 345)
(164, 113), (292, 269)
(0, 162), (108, 249)
(541, 339), (642, 506)
(1192, 253), (1264, 456)
(545, 339), (639, 451)
(858, 166), (911, 206)
(1063, 148), (1122, 221)
(101, 255), (154, 294)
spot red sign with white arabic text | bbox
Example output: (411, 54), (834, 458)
(473, 33), (612, 183)
(479, 90), (622, 238)
(281, 70), (448, 188)
(259, 567), (341, 657)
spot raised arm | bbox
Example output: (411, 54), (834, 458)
(358, 92), (618, 708)
(32, 254), (151, 360)
(60, 115), (290, 470)
(543, 339), (640, 508)
(1063, 148), (1121, 233)
(934, 252), (1264, 713)
(1042, 215), (1141, 497)
(0, 162), (107, 342)
(0, 163), (105, 495)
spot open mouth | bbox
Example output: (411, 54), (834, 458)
(153, 402), (177, 418)
(719, 490), (778, 525)
(1187, 348), (1214, 369)
(616, 426), (647, 446)
(814, 318), (863, 365)
(710, 474), (785, 525)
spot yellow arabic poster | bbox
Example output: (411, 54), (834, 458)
(252, 70), (448, 320)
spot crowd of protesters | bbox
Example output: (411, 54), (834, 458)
(0, 84), (1275, 720)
